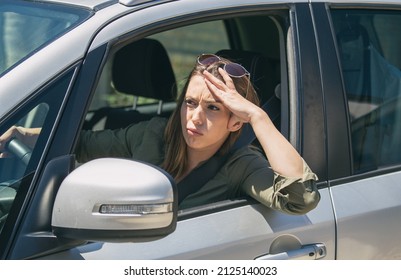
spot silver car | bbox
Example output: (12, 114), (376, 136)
(1, 0), (401, 260)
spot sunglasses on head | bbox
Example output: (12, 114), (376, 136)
(197, 54), (250, 78)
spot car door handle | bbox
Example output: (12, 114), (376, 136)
(255, 243), (326, 260)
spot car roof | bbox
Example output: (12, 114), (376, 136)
(36, 0), (161, 10)
(38, 0), (401, 10)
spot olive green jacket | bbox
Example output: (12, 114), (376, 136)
(76, 117), (320, 214)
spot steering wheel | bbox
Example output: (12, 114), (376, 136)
(0, 139), (31, 231)
(5, 138), (32, 166)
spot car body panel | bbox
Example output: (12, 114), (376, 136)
(331, 171), (401, 259)
(39, 189), (335, 259)
(1, 0), (401, 260)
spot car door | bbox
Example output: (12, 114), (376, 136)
(313, 2), (401, 259)
(39, 0), (335, 260)
(0, 1), (96, 260)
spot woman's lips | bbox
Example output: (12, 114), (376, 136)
(187, 128), (203, 136)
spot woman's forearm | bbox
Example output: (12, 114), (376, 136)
(250, 108), (304, 178)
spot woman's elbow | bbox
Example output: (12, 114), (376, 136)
(285, 188), (321, 215)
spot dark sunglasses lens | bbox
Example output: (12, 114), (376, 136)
(224, 63), (248, 77)
(198, 54), (220, 66)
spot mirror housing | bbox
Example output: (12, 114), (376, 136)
(51, 158), (177, 242)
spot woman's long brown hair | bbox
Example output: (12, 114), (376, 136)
(161, 58), (260, 180)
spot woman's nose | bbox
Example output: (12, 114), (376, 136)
(191, 106), (204, 125)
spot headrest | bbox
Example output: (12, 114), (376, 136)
(112, 38), (177, 102)
(216, 49), (277, 104)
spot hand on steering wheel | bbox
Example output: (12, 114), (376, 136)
(0, 126), (39, 165)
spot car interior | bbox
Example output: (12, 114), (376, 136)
(83, 38), (178, 130)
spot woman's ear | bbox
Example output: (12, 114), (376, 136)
(228, 116), (243, 132)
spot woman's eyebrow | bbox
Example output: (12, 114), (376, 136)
(185, 94), (221, 104)
(204, 98), (222, 104)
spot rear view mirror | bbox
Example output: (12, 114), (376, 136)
(52, 158), (177, 242)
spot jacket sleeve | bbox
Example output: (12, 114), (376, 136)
(237, 148), (320, 215)
(75, 117), (167, 164)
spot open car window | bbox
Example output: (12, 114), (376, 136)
(84, 11), (288, 211)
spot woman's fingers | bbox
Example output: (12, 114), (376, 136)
(203, 70), (233, 91)
(0, 126), (16, 153)
(217, 67), (236, 90)
(203, 69), (237, 99)
(203, 70), (253, 123)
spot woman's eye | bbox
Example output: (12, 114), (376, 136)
(185, 99), (196, 107)
(208, 104), (220, 111)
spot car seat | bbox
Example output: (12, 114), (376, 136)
(84, 38), (177, 130)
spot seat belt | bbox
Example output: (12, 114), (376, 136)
(177, 95), (280, 204)
(177, 152), (231, 204)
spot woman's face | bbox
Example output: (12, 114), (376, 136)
(180, 75), (234, 154)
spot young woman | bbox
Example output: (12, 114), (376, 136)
(0, 54), (320, 214)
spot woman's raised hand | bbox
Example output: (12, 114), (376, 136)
(203, 68), (264, 125)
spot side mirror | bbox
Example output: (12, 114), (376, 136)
(51, 158), (177, 242)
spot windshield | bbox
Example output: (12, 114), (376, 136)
(0, 0), (91, 77)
